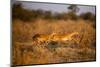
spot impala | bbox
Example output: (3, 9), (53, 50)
(32, 32), (80, 44)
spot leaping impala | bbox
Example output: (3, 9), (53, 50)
(32, 32), (80, 44)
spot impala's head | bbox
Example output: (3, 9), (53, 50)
(71, 32), (80, 38)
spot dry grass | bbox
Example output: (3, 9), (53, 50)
(12, 19), (96, 65)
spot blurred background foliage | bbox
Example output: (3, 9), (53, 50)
(12, 3), (95, 21)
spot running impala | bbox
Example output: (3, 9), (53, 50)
(32, 32), (80, 44)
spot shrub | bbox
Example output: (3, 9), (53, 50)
(66, 12), (78, 20)
(80, 12), (96, 21)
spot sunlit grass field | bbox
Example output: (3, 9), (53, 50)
(12, 19), (96, 65)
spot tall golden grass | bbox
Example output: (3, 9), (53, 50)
(12, 19), (96, 65)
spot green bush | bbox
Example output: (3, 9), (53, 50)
(80, 12), (95, 21)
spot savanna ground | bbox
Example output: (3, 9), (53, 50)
(12, 19), (96, 65)
(12, 3), (96, 66)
